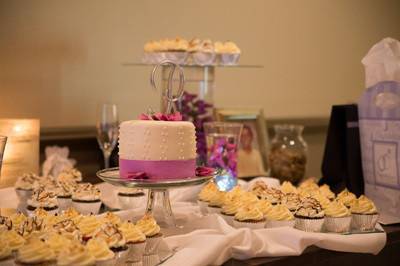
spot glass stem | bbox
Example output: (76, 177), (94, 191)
(103, 151), (111, 169)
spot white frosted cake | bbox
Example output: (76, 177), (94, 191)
(119, 120), (197, 179)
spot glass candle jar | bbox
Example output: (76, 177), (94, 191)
(268, 124), (308, 184)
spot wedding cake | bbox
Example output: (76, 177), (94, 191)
(119, 118), (197, 179)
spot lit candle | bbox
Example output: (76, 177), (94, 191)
(0, 119), (40, 188)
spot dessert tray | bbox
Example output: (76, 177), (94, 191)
(97, 167), (216, 228)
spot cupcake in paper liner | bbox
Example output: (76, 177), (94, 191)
(264, 204), (295, 228)
(336, 188), (357, 208)
(135, 214), (162, 255)
(117, 187), (145, 210)
(0, 243), (13, 266)
(233, 205), (266, 229)
(250, 181), (283, 205)
(323, 201), (352, 233)
(143, 254), (161, 266)
(16, 237), (57, 266)
(197, 181), (219, 215)
(280, 181), (298, 195)
(119, 221), (146, 263)
(294, 197), (325, 232)
(56, 240), (96, 266)
(56, 181), (77, 211)
(215, 41), (241, 65)
(94, 222), (129, 264)
(281, 193), (301, 213)
(319, 184), (335, 201)
(350, 195), (379, 231)
(189, 39), (216, 65)
(207, 189), (225, 214)
(71, 183), (102, 215)
(220, 197), (243, 226)
(26, 188), (59, 216)
(15, 173), (39, 203)
(86, 238), (116, 266)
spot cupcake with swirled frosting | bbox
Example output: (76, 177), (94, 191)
(336, 189), (357, 208)
(76, 215), (102, 240)
(265, 204), (295, 228)
(215, 41), (241, 65)
(281, 193), (301, 212)
(117, 187), (145, 210)
(319, 184), (335, 200)
(197, 181), (218, 215)
(86, 238), (115, 265)
(15, 173), (41, 205)
(16, 237), (56, 265)
(324, 201), (352, 233)
(45, 232), (72, 256)
(136, 215), (162, 255)
(0, 242), (12, 265)
(294, 197), (325, 232)
(26, 188), (59, 216)
(220, 196), (243, 225)
(71, 183), (101, 215)
(350, 195), (379, 231)
(57, 240), (95, 266)
(101, 212), (122, 226)
(56, 180), (77, 211)
(233, 206), (266, 229)
(0, 229), (25, 251)
(57, 168), (83, 183)
(119, 221), (146, 263)
(207, 190), (226, 214)
(312, 193), (331, 210)
(94, 223), (128, 264)
(280, 181), (298, 194)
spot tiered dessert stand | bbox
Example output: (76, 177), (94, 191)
(97, 167), (215, 228)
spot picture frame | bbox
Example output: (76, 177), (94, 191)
(214, 108), (269, 178)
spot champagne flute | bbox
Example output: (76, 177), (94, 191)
(96, 104), (118, 169)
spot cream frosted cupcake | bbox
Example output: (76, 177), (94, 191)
(117, 187), (145, 210)
(17, 216), (46, 239)
(9, 212), (27, 230)
(220, 197), (242, 225)
(101, 212), (122, 226)
(191, 39), (216, 65)
(281, 193), (301, 212)
(197, 181), (218, 215)
(53, 219), (81, 241)
(15, 173), (40, 203)
(0, 243), (12, 265)
(76, 215), (102, 240)
(255, 199), (273, 217)
(163, 37), (189, 64)
(119, 221), (146, 263)
(215, 41), (241, 65)
(26, 188), (59, 216)
(319, 184), (335, 200)
(207, 190), (226, 214)
(56, 181), (77, 211)
(350, 195), (379, 231)
(280, 181), (298, 194)
(312, 193), (331, 210)
(294, 197), (325, 232)
(86, 238), (115, 265)
(233, 206), (266, 229)
(135, 215), (162, 255)
(0, 229), (26, 252)
(94, 223), (128, 264)
(57, 168), (83, 183)
(16, 237), (56, 265)
(57, 240), (95, 266)
(265, 204), (295, 228)
(45, 232), (72, 256)
(336, 189), (357, 208)
(71, 183), (102, 215)
(324, 201), (352, 233)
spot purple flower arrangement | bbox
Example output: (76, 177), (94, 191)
(207, 137), (239, 177)
(179, 91), (213, 165)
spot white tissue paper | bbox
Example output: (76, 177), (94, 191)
(42, 146), (76, 177)
(359, 37), (400, 225)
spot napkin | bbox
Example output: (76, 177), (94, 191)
(42, 146), (76, 177)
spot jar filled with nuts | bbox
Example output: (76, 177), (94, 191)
(268, 124), (307, 185)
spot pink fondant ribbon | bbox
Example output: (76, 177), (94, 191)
(119, 158), (196, 179)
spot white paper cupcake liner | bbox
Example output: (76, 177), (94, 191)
(220, 53), (240, 65)
(15, 189), (33, 203)
(95, 256), (117, 266)
(192, 52), (216, 66)
(126, 241), (146, 263)
(71, 200), (101, 215)
(57, 197), (71, 211)
(233, 219), (266, 229)
(207, 206), (222, 214)
(164, 52), (188, 64)
(118, 195), (143, 210)
(220, 212), (235, 226)
(324, 216), (352, 233)
(265, 219), (295, 228)
(196, 200), (208, 215)
(142, 254), (160, 266)
(113, 247), (129, 265)
(295, 217), (325, 232)
(351, 213), (379, 231)
(144, 235), (162, 255)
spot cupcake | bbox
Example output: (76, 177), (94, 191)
(16, 237), (56, 265)
(143, 40), (163, 64)
(280, 181), (298, 194)
(57, 168), (83, 183)
(71, 183), (102, 215)
(94, 223), (129, 264)
(117, 187), (145, 210)
(207, 190), (226, 214)
(53, 219), (81, 241)
(281, 193), (301, 212)
(252, 184), (283, 205)
(220, 196), (245, 225)
(215, 41), (241, 65)
(76, 215), (102, 241)
(191, 39), (216, 65)
(15, 173), (39, 203)
(312, 193), (331, 210)
(319, 184), (335, 201)
(0, 216), (12, 232)
(9, 212), (27, 230)
(86, 238), (115, 265)
(101, 212), (122, 226)
(26, 188), (59, 216)
(0, 243), (12, 265)
(135, 215), (162, 255)
(294, 197), (325, 232)
(324, 201), (352, 233)
(56, 181), (77, 211)
(336, 189), (357, 208)
(164, 37), (189, 64)
(16, 216), (45, 239)
(119, 221), (146, 263)
(255, 200), (273, 217)
(350, 195), (379, 231)
(197, 181), (218, 215)
(45, 232), (72, 256)
(0, 229), (26, 252)
(233, 206), (266, 229)
(264, 204), (295, 228)
(57, 240), (95, 266)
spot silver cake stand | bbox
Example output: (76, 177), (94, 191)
(96, 167), (215, 228)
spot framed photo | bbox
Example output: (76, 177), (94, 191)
(214, 108), (269, 178)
